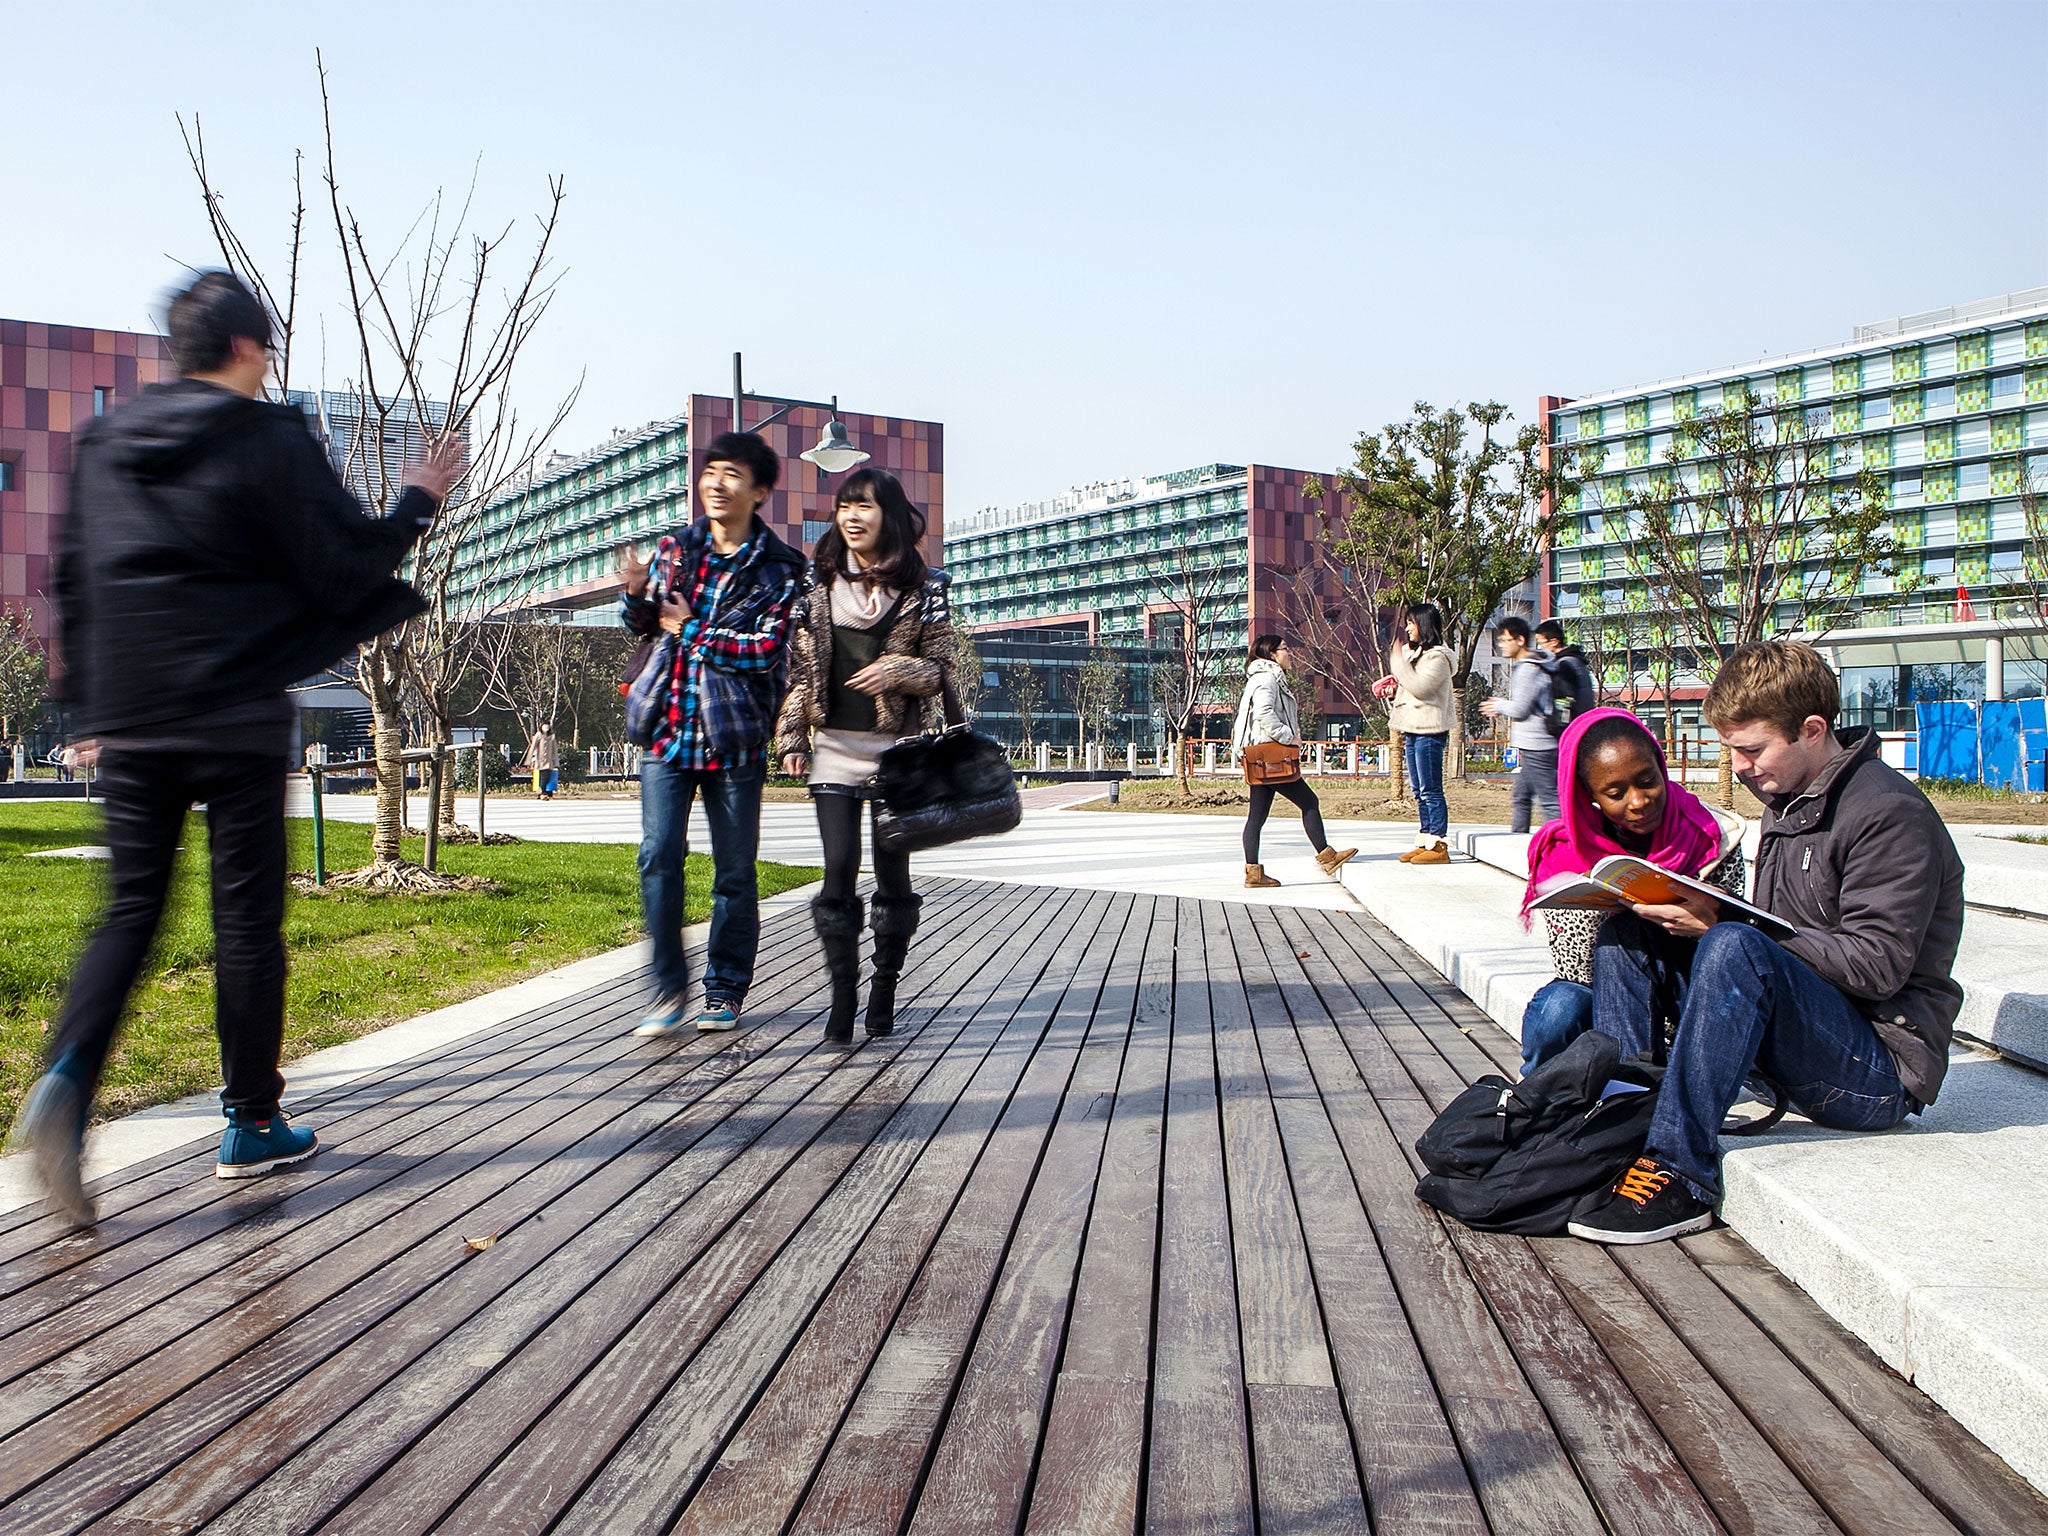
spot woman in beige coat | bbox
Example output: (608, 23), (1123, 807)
(1380, 601), (1456, 864)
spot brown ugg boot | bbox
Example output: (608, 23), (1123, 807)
(1315, 847), (1358, 877)
(1244, 863), (1281, 888)
(1409, 840), (1451, 866)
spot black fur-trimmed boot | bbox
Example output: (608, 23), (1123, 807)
(811, 895), (864, 1046)
(865, 894), (923, 1039)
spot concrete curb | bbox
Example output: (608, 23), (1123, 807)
(1332, 824), (2048, 1494)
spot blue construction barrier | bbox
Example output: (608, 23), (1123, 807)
(1916, 702), (1981, 781)
(1912, 698), (2047, 788)
(1980, 702), (2024, 790)
(2022, 699), (2047, 792)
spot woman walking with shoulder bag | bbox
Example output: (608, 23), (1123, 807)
(1380, 602), (1456, 865)
(1232, 635), (1355, 888)
(777, 469), (954, 1045)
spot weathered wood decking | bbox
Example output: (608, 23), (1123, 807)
(0, 877), (2040, 1535)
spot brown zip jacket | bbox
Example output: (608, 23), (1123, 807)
(1750, 728), (1964, 1106)
(774, 570), (955, 758)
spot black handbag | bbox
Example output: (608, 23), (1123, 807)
(871, 679), (1022, 856)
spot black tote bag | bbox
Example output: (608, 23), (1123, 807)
(871, 678), (1022, 856)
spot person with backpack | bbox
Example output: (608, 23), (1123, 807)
(1375, 602), (1456, 865)
(1567, 642), (1964, 1245)
(8, 271), (459, 1225)
(1534, 619), (1596, 731)
(1480, 616), (1559, 833)
(1516, 709), (1746, 1074)
(776, 469), (954, 1046)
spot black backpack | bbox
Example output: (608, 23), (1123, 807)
(1542, 651), (1596, 737)
(1414, 1031), (1664, 1235)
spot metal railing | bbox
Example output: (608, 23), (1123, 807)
(302, 739), (492, 884)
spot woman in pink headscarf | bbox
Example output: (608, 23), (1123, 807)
(1517, 708), (1747, 1072)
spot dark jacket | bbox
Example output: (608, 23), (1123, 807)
(774, 569), (954, 757)
(1751, 728), (1965, 1106)
(54, 379), (430, 735)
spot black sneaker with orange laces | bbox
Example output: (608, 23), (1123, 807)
(1566, 1156), (1716, 1244)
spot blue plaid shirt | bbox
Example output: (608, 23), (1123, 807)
(622, 517), (802, 770)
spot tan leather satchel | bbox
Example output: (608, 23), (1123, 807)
(1242, 741), (1302, 786)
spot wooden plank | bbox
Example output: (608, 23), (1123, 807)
(1684, 1227), (2048, 1536)
(99, 882), (1050, 1536)
(1021, 895), (1174, 1536)
(1143, 897), (1255, 1536)
(1537, 1237), (1844, 1536)
(559, 888), (1131, 1536)
(1615, 1241), (1966, 1536)
(777, 894), (1155, 1536)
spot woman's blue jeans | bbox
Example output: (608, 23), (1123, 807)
(1405, 731), (1449, 838)
(1520, 979), (1593, 1074)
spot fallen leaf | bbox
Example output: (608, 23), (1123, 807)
(1296, 951), (1310, 959)
(462, 1231), (501, 1253)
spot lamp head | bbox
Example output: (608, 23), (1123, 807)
(800, 413), (870, 475)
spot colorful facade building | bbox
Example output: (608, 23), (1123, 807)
(0, 318), (175, 637)
(941, 462), (1337, 730)
(1542, 288), (2048, 734)
(450, 397), (944, 619)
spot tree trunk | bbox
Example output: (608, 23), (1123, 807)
(431, 714), (461, 832)
(371, 719), (405, 862)
(1449, 681), (1467, 780)
(1390, 725), (1407, 802)
(1716, 747), (1735, 810)
(1179, 733), (1193, 795)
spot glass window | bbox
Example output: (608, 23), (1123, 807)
(1992, 371), (2023, 398)
(0, 461), (13, 493)
(1959, 461), (1990, 490)
(1926, 382), (1956, 411)
(1864, 394), (1891, 422)
(1862, 352), (1893, 388)
(1924, 340), (1957, 377)
(1894, 472), (1923, 501)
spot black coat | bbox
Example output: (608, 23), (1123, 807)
(53, 380), (429, 735)
(1751, 728), (1965, 1106)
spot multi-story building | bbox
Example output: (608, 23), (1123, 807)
(1542, 288), (2048, 735)
(0, 318), (175, 638)
(942, 461), (1334, 733)
(450, 396), (943, 619)
(286, 389), (452, 510)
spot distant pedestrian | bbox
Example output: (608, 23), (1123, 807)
(1481, 616), (1560, 833)
(1378, 602), (1456, 865)
(619, 431), (803, 1037)
(524, 721), (561, 799)
(1534, 619), (1596, 730)
(777, 469), (953, 1045)
(8, 271), (458, 1226)
(1231, 635), (1355, 888)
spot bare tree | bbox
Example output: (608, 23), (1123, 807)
(1315, 402), (1576, 781)
(182, 55), (570, 886)
(1142, 539), (1236, 791)
(950, 625), (987, 718)
(1619, 389), (1899, 804)
(0, 611), (48, 756)
(1072, 645), (1127, 760)
(1001, 658), (1044, 758)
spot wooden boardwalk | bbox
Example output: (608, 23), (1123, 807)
(0, 878), (2040, 1535)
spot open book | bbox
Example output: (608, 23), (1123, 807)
(1528, 856), (1794, 939)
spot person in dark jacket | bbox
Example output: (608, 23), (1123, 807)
(617, 431), (804, 1038)
(1569, 641), (1964, 1244)
(7, 271), (457, 1226)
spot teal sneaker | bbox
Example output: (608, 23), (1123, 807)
(694, 997), (741, 1033)
(216, 1110), (319, 1181)
(7, 1069), (94, 1227)
(632, 995), (690, 1039)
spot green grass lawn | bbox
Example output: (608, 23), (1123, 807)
(0, 806), (819, 1137)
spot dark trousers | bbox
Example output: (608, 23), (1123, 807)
(1511, 746), (1560, 833)
(1243, 778), (1328, 862)
(814, 793), (912, 902)
(639, 754), (764, 1003)
(1404, 731), (1448, 838)
(50, 747), (289, 1119)
(1592, 913), (1909, 1200)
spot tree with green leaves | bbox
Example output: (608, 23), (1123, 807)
(1617, 387), (1899, 804)
(1312, 401), (1576, 778)
(0, 610), (48, 762)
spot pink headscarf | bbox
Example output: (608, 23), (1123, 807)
(1521, 707), (1724, 919)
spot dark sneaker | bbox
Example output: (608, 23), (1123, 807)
(216, 1111), (319, 1181)
(7, 1070), (94, 1227)
(1567, 1156), (1715, 1244)
(695, 997), (741, 1033)
(632, 995), (690, 1039)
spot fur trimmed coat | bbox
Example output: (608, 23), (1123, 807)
(774, 569), (956, 758)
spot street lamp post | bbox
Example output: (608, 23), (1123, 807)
(730, 352), (870, 474)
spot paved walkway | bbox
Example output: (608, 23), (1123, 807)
(3, 877), (2040, 1534)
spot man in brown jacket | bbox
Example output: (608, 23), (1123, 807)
(1570, 641), (1964, 1244)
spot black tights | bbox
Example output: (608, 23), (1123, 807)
(1243, 779), (1329, 863)
(815, 793), (913, 901)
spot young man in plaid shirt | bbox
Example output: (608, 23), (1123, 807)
(618, 432), (804, 1034)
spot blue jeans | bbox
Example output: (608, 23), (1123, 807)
(1511, 746), (1559, 833)
(1405, 731), (1448, 838)
(1520, 979), (1592, 1074)
(639, 754), (765, 1004)
(1592, 914), (1909, 1199)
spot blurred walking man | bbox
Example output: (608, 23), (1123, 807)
(7, 271), (459, 1225)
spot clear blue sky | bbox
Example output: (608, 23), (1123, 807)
(4, 1), (2042, 514)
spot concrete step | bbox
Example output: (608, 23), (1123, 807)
(1328, 818), (2048, 1496)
